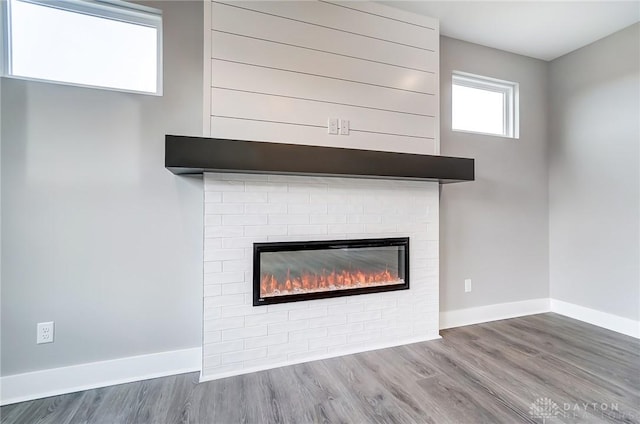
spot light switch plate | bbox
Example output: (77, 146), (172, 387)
(339, 119), (350, 135)
(328, 118), (339, 134)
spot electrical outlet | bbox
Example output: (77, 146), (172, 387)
(464, 279), (472, 293)
(327, 117), (339, 135)
(37, 321), (54, 344)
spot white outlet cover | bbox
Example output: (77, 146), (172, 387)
(37, 321), (55, 344)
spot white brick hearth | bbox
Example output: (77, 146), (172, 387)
(202, 172), (440, 380)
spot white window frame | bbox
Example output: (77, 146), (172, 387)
(1, 0), (163, 95)
(452, 71), (519, 139)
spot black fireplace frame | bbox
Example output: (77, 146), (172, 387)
(253, 237), (409, 306)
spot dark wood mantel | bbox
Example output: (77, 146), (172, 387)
(165, 135), (474, 184)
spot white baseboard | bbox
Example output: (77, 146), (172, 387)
(0, 347), (201, 406)
(550, 299), (640, 339)
(3, 299), (637, 406)
(439, 297), (640, 340)
(440, 298), (551, 330)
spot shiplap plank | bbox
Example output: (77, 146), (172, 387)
(212, 31), (436, 94)
(211, 88), (436, 139)
(215, 1), (436, 51)
(211, 2), (436, 73)
(323, 1), (438, 29)
(211, 60), (436, 117)
(210, 117), (437, 155)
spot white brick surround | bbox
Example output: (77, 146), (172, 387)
(202, 172), (440, 380)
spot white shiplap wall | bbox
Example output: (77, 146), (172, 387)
(205, 1), (440, 155)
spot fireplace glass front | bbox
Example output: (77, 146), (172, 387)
(253, 237), (409, 306)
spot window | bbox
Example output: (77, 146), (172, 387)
(2, 0), (162, 94)
(452, 71), (518, 138)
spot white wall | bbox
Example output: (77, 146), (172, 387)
(202, 173), (440, 380)
(207, 1), (439, 155)
(0, 0), (203, 376)
(201, 0), (443, 380)
(439, 36), (550, 313)
(549, 23), (640, 321)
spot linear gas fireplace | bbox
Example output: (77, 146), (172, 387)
(253, 237), (409, 306)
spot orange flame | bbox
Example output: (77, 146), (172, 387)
(260, 268), (401, 298)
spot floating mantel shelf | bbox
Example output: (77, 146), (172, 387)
(165, 135), (474, 184)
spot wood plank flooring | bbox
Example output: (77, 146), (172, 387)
(2, 313), (639, 423)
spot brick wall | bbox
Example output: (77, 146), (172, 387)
(202, 172), (440, 380)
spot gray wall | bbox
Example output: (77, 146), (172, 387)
(439, 36), (550, 312)
(0, 0), (203, 376)
(2, 2), (636, 379)
(0, 45), (3, 373)
(548, 23), (640, 321)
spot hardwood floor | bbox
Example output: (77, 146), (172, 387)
(2, 313), (638, 423)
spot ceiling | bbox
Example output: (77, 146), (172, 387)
(380, 1), (640, 61)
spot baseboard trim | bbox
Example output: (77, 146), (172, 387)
(550, 299), (640, 339)
(440, 298), (551, 329)
(3, 299), (637, 405)
(439, 297), (640, 339)
(0, 347), (201, 406)
(199, 333), (441, 383)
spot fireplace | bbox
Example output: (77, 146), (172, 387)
(253, 237), (409, 306)
(199, 172), (440, 380)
